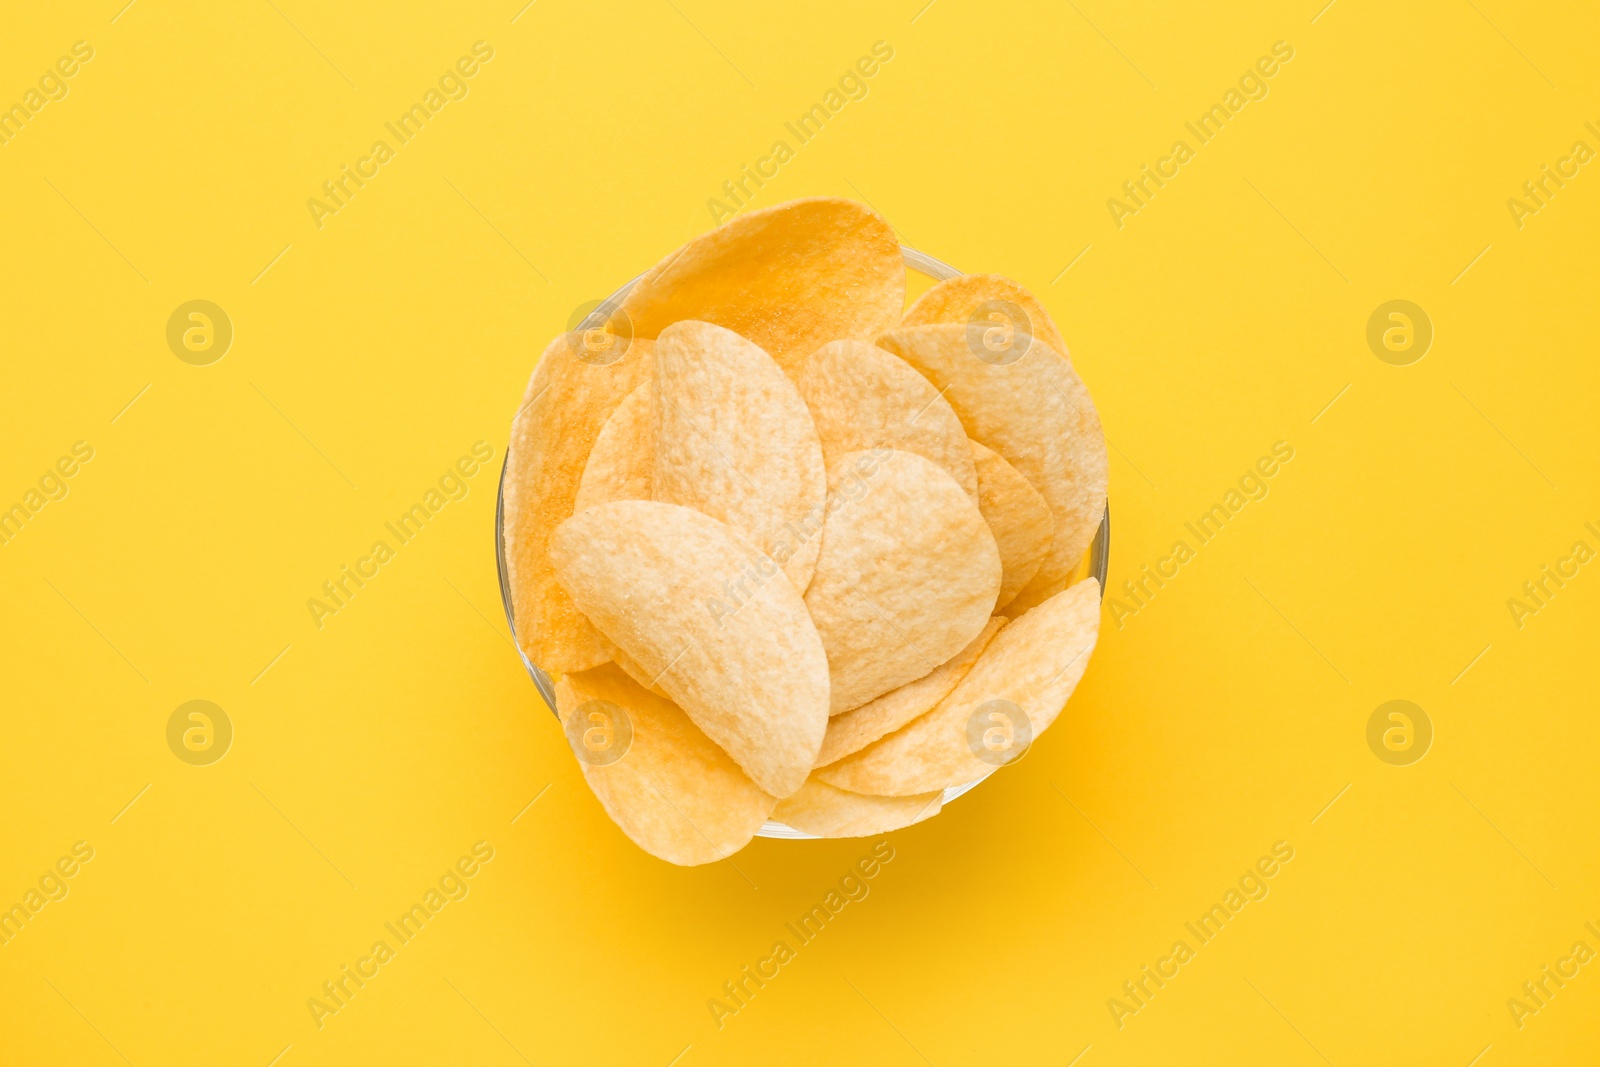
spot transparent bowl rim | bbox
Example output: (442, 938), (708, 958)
(494, 245), (1110, 839)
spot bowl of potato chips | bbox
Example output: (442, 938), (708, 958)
(497, 198), (1108, 863)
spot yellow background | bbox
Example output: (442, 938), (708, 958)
(2, 0), (1596, 1064)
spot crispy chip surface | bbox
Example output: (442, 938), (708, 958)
(900, 272), (1068, 357)
(817, 579), (1100, 796)
(554, 664), (775, 865)
(653, 320), (828, 592)
(788, 339), (977, 499)
(619, 197), (904, 366)
(803, 449), (1001, 715)
(816, 616), (1005, 767)
(968, 440), (1054, 610)
(574, 380), (652, 514)
(598, 634), (669, 698)
(503, 333), (652, 674)
(771, 778), (941, 838)
(877, 324), (1106, 608)
(513, 207), (1113, 856)
(550, 500), (829, 797)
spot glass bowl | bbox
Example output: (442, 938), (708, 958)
(495, 245), (1110, 839)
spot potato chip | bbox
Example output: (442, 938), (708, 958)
(653, 320), (828, 592)
(574, 381), (652, 514)
(968, 440), (1054, 609)
(771, 778), (941, 838)
(900, 272), (1068, 358)
(620, 197), (904, 366)
(550, 500), (829, 797)
(803, 449), (1001, 715)
(598, 634), (668, 698)
(817, 579), (1100, 796)
(503, 334), (653, 674)
(877, 324), (1106, 608)
(554, 664), (775, 865)
(816, 616), (1005, 767)
(512, 201), (1115, 859)
(787, 340), (977, 499)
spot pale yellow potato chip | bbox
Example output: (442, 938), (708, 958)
(877, 324), (1106, 608)
(598, 634), (668, 698)
(620, 197), (904, 366)
(503, 334), (653, 674)
(653, 320), (827, 592)
(550, 500), (829, 797)
(771, 778), (941, 838)
(787, 339), (977, 499)
(573, 381), (652, 514)
(803, 449), (1001, 715)
(969, 439), (1054, 610)
(817, 579), (1100, 796)
(900, 272), (1068, 358)
(554, 664), (775, 866)
(816, 616), (1005, 767)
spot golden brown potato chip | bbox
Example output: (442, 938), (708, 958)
(550, 500), (829, 797)
(803, 449), (1001, 715)
(817, 579), (1100, 796)
(554, 664), (775, 865)
(503, 334), (653, 674)
(574, 381), (652, 514)
(653, 320), (827, 592)
(598, 634), (668, 698)
(900, 272), (1067, 358)
(816, 616), (1005, 767)
(877, 324), (1106, 609)
(969, 440), (1054, 610)
(771, 778), (941, 838)
(620, 197), (904, 366)
(787, 340), (977, 499)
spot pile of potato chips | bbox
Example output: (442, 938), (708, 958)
(501, 198), (1107, 865)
